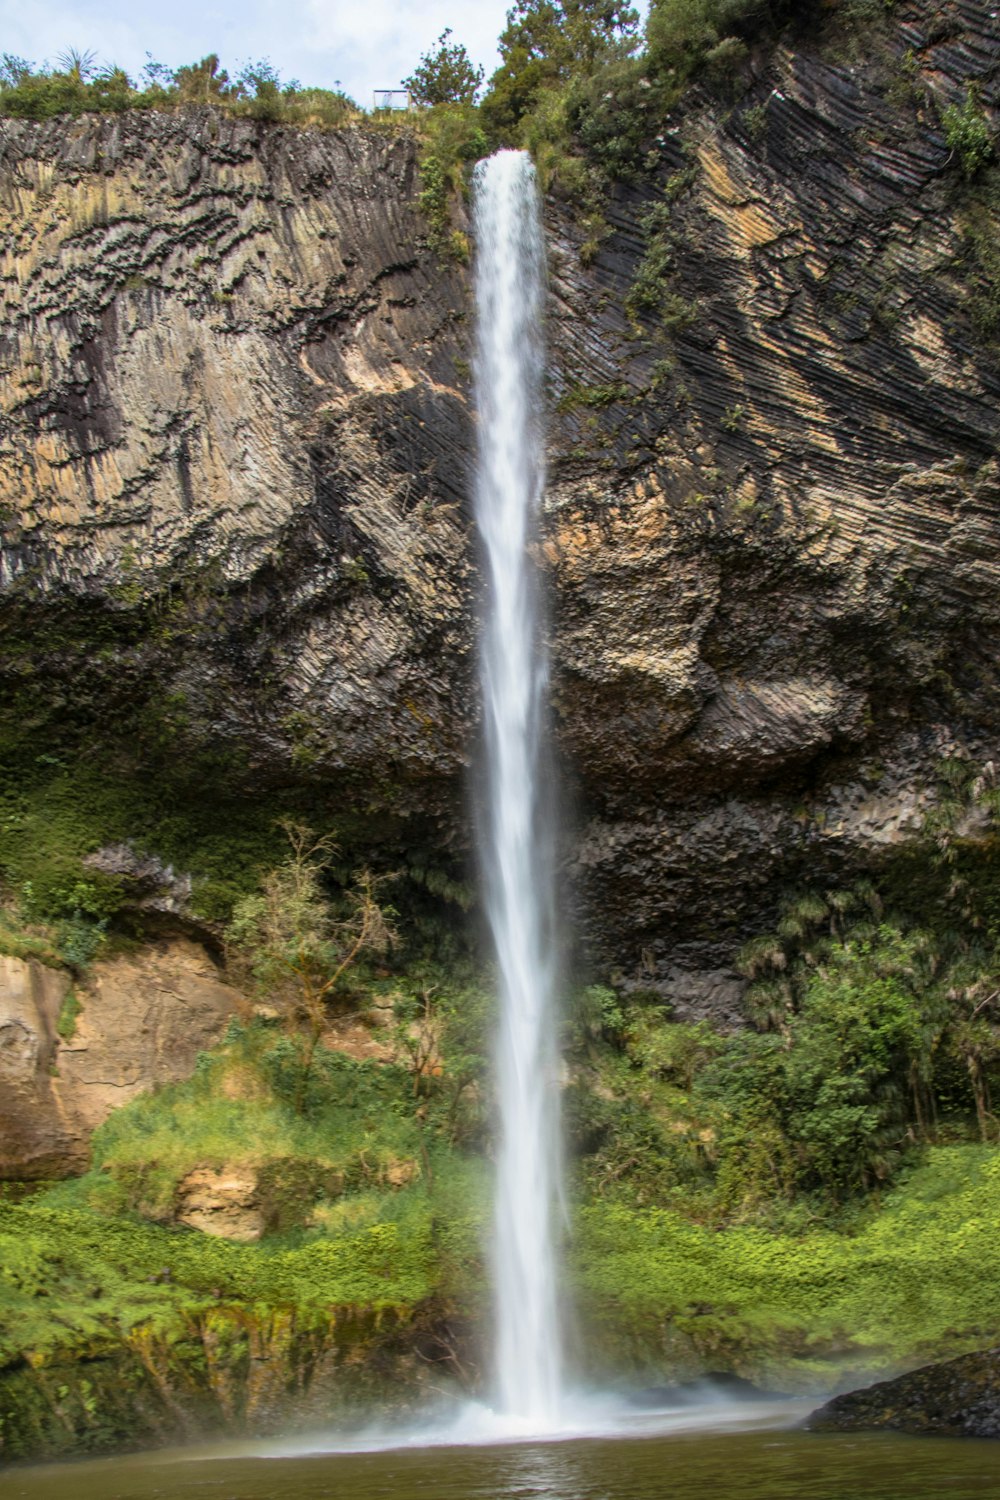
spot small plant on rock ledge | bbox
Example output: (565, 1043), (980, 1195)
(942, 87), (994, 179)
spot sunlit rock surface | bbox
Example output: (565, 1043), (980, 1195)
(0, 939), (241, 1175)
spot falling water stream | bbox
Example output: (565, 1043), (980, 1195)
(472, 148), (562, 1428)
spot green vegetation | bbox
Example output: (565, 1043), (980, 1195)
(226, 823), (395, 1111)
(556, 381), (632, 412)
(404, 30), (484, 107)
(942, 87), (994, 179)
(48, 1006), (485, 1229)
(567, 760), (1000, 1232)
(574, 1145), (1000, 1384)
(0, 945), (492, 1438)
(0, 51), (356, 127)
(56, 987), (82, 1041)
(4, 757), (1000, 1427)
(413, 102), (486, 259)
(558, 765), (1000, 1381)
(0, 1194), (438, 1351)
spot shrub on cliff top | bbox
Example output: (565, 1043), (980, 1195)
(404, 29), (484, 107)
(0, 52), (357, 126)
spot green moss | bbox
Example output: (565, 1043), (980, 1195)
(556, 381), (631, 413)
(56, 988), (82, 1041)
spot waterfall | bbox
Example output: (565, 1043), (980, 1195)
(472, 149), (563, 1426)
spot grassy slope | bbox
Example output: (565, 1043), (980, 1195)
(575, 1146), (1000, 1388)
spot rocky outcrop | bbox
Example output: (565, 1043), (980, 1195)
(1, 0), (999, 1008)
(809, 1346), (1000, 1437)
(0, 955), (73, 1178)
(0, 938), (241, 1176)
(0, 110), (474, 810)
(545, 0), (1000, 978)
(174, 1163), (267, 1240)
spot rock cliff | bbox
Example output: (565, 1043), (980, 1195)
(1, 0), (999, 1035)
(0, 939), (241, 1177)
(0, 113), (474, 808)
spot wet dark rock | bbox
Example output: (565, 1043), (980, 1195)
(808, 1346), (1000, 1438)
(84, 844), (193, 915)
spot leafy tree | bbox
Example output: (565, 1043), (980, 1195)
(0, 54), (33, 88)
(481, 0), (639, 140)
(226, 822), (394, 1110)
(783, 930), (950, 1193)
(945, 967), (1000, 1140)
(233, 59), (289, 120)
(404, 29), (484, 107)
(141, 53), (175, 92)
(644, 0), (796, 90)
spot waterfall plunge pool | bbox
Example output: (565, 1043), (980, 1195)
(7, 1413), (999, 1500)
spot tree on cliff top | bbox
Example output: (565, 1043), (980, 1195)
(480, 0), (639, 139)
(404, 29), (484, 106)
(174, 54), (234, 104)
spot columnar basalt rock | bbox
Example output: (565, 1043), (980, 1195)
(1, 0), (999, 1030)
(0, 111), (476, 802)
(543, 0), (1000, 986)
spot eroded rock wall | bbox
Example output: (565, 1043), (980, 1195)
(0, 112), (474, 805)
(0, 939), (241, 1176)
(544, 0), (1000, 982)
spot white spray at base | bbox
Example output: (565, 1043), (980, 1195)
(471, 148), (562, 1427)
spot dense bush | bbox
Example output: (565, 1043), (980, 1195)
(574, 1144), (1000, 1385)
(404, 30), (484, 107)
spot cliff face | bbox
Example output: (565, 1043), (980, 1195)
(545, 0), (1000, 989)
(0, 113), (474, 808)
(1, 0), (999, 1021)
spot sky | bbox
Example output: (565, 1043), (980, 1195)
(0, 0), (516, 105)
